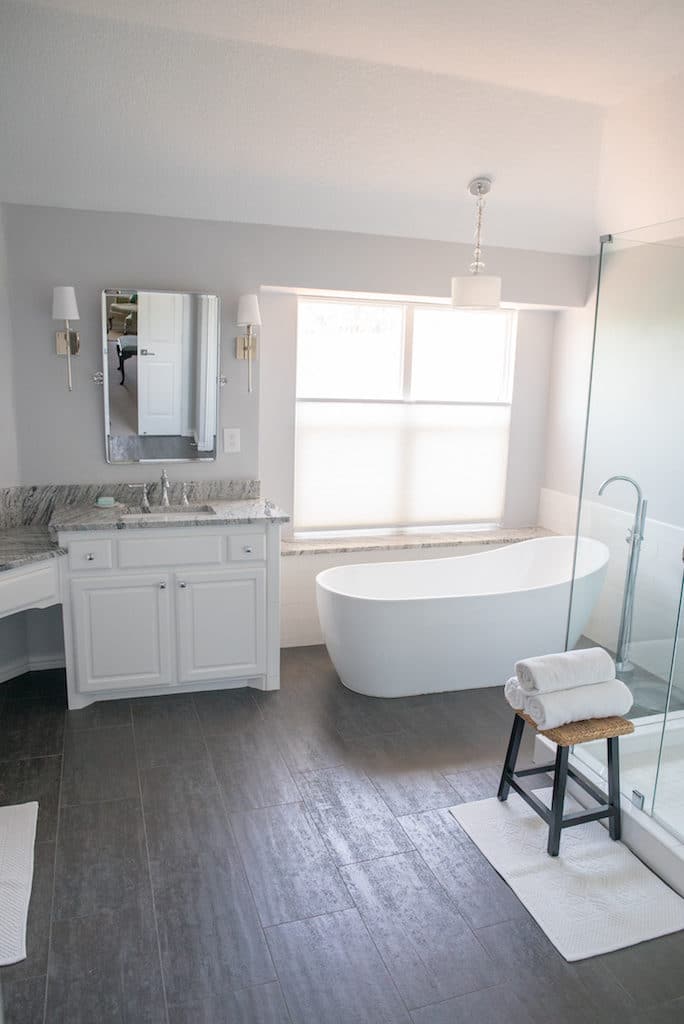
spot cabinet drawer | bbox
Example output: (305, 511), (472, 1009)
(228, 533), (266, 562)
(68, 539), (113, 572)
(0, 562), (59, 617)
(118, 534), (223, 568)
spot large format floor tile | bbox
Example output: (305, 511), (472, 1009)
(1, 652), (683, 1024)
(341, 851), (502, 1009)
(231, 801), (353, 926)
(266, 908), (411, 1024)
(297, 764), (414, 865)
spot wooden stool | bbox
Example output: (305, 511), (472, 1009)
(497, 711), (635, 856)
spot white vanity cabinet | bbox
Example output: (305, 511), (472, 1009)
(59, 522), (281, 709)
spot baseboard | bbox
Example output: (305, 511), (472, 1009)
(0, 652), (65, 685)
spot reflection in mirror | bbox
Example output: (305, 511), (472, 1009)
(102, 288), (220, 463)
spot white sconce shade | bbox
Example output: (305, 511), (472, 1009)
(236, 293), (261, 326)
(451, 274), (502, 309)
(52, 286), (80, 321)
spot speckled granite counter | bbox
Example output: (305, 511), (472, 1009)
(49, 498), (289, 535)
(281, 525), (551, 556)
(0, 527), (64, 572)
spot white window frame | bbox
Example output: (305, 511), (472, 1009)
(294, 295), (517, 535)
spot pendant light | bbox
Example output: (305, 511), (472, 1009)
(451, 177), (501, 309)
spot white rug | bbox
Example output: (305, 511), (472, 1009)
(0, 802), (38, 966)
(450, 789), (684, 961)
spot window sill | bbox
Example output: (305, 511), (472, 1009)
(281, 525), (552, 557)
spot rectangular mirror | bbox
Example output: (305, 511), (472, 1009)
(101, 288), (220, 462)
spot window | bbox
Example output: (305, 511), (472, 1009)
(294, 297), (516, 533)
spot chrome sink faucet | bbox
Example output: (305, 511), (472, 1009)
(160, 469), (170, 508)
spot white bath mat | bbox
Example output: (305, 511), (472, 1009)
(450, 790), (684, 961)
(0, 802), (38, 966)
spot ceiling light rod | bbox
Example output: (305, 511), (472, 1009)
(451, 176), (502, 309)
(468, 176), (490, 275)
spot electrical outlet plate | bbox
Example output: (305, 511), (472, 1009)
(223, 428), (240, 453)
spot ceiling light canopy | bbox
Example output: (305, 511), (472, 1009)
(451, 177), (501, 310)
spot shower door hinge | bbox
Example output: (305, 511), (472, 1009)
(631, 789), (645, 811)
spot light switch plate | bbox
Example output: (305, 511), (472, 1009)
(224, 427), (240, 453)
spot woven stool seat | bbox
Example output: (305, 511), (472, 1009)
(518, 711), (634, 747)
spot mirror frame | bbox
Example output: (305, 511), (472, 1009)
(101, 287), (222, 464)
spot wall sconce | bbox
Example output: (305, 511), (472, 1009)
(52, 286), (80, 391)
(235, 293), (261, 394)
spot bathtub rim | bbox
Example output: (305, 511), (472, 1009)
(315, 535), (609, 604)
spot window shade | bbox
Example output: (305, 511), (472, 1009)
(294, 402), (511, 531)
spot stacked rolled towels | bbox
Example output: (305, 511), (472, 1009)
(505, 647), (633, 730)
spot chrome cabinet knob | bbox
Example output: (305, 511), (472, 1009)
(243, 545), (253, 554)
(179, 581), (187, 589)
(85, 553), (95, 561)
(159, 582), (167, 590)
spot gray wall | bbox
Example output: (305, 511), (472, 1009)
(2, 203), (591, 487)
(0, 209), (19, 484)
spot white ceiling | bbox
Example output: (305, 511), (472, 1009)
(14, 0), (684, 106)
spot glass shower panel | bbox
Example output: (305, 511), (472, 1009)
(651, 570), (684, 840)
(566, 226), (684, 815)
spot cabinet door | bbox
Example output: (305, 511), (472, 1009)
(176, 568), (266, 684)
(71, 574), (172, 692)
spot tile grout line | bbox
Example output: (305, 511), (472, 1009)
(41, 707), (66, 1024)
(130, 701), (171, 1024)
(190, 693), (297, 1024)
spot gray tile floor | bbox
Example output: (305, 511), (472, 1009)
(1, 645), (684, 1023)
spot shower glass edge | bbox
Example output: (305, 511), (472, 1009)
(564, 219), (684, 836)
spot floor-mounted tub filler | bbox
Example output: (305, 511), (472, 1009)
(316, 536), (608, 698)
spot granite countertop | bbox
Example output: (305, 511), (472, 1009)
(281, 525), (551, 556)
(0, 526), (64, 572)
(48, 498), (289, 535)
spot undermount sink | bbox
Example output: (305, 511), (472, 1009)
(122, 504), (216, 521)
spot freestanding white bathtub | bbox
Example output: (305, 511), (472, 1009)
(316, 535), (609, 697)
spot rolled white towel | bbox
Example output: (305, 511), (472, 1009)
(504, 676), (526, 711)
(525, 678), (633, 731)
(516, 647), (615, 694)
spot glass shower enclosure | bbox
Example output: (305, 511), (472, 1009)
(566, 218), (684, 844)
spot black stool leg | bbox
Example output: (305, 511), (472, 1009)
(497, 714), (525, 802)
(607, 736), (621, 841)
(547, 744), (569, 857)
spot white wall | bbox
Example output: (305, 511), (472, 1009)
(597, 72), (684, 237)
(502, 311), (555, 527)
(0, 0), (603, 255)
(2, 202), (589, 487)
(541, 69), (684, 523)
